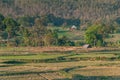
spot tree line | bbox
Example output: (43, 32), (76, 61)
(0, 0), (120, 25)
(17, 14), (80, 27)
(0, 12), (120, 47)
(0, 13), (76, 47)
(85, 22), (120, 47)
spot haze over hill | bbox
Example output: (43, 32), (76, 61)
(0, 0), (120, 24)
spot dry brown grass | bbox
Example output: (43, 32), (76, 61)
(0, 47), (120, 80)
(0, 60), (120, 80)
(0, 47), (120, 54)
(70, 66), (120, 76)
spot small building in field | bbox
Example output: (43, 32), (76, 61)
(83, 44), (91, 48)
(69, 25), (77, 31)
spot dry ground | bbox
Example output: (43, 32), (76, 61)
(0, 46), (120, 53)
(0, 47), (120, 80)
(0, 61), (120, 80)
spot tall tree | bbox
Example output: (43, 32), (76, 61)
(85, 24), (105, 47)
(0, 13), (5, 31)
(19, 26), (31, 46)
(3, 17), (19, 46)
(44, 30), (58, 46)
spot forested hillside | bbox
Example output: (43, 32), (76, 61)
(0, 0), (120, 47)
(0, 0), (120, 24)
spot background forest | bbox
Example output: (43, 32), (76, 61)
(0, 0), (120, 47)
(0, 0), (120, 24)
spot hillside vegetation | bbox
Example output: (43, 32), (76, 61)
(0, 0), (120, 24)
(0, 0), (120, 47)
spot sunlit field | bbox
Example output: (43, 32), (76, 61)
(0, 47), (120, 80)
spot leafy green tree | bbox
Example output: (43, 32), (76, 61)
(66, 41), (75, 46)
(3, 17), (19, 38)
(19, 26), (31, 46)
(0, 13), (4, 22)
(44, 30), (58, 46)
(3, 17), (19, 46)
(30, 23), (47, 46)
(57, 36), (75, 46)
(17, 16), (35, 27)
(34, 16), (48, 26)
(57, 36), (68, 46)
(0, 13), (5, 31)
(85, 24), (105, 47)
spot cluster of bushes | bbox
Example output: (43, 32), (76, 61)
(17, 14), (80, 27)
(84, 23), (120, 47)
(0, 13), (81, 47)
(1, 12), (120, 47)
(105, 41), (120, 47)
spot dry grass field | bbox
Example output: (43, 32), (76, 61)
(0, 47), (120, 80)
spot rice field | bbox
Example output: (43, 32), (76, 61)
(0, 47), (120, 80)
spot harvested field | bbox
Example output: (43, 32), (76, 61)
(0, 47), (120, 80)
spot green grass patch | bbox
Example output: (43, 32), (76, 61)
(0, 53), (67, 60)
(66, 53), (116, 58)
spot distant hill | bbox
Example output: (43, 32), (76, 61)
(0, 0), (120, 24)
